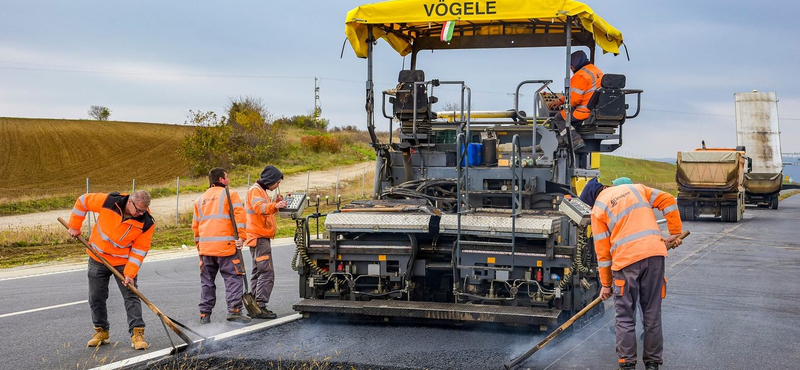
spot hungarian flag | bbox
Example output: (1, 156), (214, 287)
(440, 21), (455, 42)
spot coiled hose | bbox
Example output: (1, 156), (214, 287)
(292, 218), (344, 284)
(556, 225), (591, 291)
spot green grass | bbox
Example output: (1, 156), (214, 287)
(599, 155), (678, 196)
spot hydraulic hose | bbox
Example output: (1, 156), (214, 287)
(292, 217), (344, 284)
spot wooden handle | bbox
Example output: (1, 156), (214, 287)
(505, 296), (604, 369)
(667, 230), (690, 250)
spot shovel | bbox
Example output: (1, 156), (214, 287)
(224, 187), (263, 317)
(57, 217), (207, 353)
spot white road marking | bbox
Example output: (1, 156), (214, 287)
(88, 313), (303, 370)
(0, 300), (86, 318)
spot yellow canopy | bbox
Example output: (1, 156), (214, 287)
(345, 0), (623, 58)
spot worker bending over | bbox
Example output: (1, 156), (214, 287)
(579, 178), (683, 370)
(193, 168), (250, 324)
(68, 190), (154, 350)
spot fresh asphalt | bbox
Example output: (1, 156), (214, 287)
(3, 196), (800, 369)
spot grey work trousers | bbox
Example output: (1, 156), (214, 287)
(551, 113), (585, 147)
(613, 255), (666, 365)
(249, 238), (275, 307)
(87, 258), (144, 334)
(199, 254), (244, 314)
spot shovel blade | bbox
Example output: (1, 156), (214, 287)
(242, 293), (262, 317)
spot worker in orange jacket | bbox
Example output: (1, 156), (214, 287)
(193, 167), (250, 324)
(68, 190), (154, 350)
(548, 50), (604, 151)
(580, 178), (683, 370)
(245, 165), (287, 319)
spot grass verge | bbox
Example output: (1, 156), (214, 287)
(0, 171), (374, 269)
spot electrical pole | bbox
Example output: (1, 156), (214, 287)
(314, 77), (321, 120)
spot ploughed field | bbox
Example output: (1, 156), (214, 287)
(0, 117), (193, 202)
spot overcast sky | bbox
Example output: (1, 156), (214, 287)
(1, 0), (798, 158)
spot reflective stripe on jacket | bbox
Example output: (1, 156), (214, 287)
(192, 186), (247, 257)
(560, 63), (604, 121)
(591, 184), (682, 287)
(68, 192), (155, 278)
(245, 183), (279, 246)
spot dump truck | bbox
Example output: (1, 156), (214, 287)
(676, 144), (750, 222)
(291, 0), (642, 328)
(735, 91), (783, 209)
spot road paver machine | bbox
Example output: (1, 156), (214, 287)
(293, 0), (642, 328)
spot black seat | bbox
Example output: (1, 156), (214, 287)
(393, 70), (430, 120)
(582, 74), (627, 127)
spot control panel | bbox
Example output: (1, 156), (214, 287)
(279, 193), (308, 218)
(559, 196), (592, 226)
(538, 92), (565, 117)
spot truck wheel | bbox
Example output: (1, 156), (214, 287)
(679, 204), (695, 221)
(721, 205), (731, 222)
(770, 196), (779, 210)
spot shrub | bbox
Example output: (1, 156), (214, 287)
(275, 114), (329, 131)
(178, 99), (287, 177)
(301, 135), (341, 153)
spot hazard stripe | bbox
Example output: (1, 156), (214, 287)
(610, 229), (662, 253)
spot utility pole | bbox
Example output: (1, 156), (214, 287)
(314, 77), (321, 120)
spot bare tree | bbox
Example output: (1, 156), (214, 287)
(88, 105), (111, 121)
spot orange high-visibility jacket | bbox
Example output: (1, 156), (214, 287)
(560, 63), (604, 121)
(192, 186), (246, 257)
(68, 192), (155, 278)
(245, 183), (279, 246)
(591, 184), (682, 287)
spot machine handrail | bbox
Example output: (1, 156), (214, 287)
(623, 89), (644, 119)
(510, 134), (523, 269)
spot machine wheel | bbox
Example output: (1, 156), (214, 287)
(679, 204), (695, 221)
(770, 196), (779, 210)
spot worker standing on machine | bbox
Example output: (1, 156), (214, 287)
(547, 50), (603, 151)
(194, 167), (250, 324)
(579, 178), (683, 370)
(67, 190), (154, 350)
(245, 165), (287, 319)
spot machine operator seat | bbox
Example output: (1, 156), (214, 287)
(392, 70), (436, 141)
(579, 73), (627, 129)
(393, 70), (434, 121)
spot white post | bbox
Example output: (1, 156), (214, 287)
(306, 170), (310, 193)
(132, 179), (136, 193)
(176, 177), (180, 227)
(86, 178), (91, 236)
(362, 166), (366, 198)
(336, 167), (340, 198)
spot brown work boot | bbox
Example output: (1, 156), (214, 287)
(131, 327), (148, 350)
(87, 327), (110, 347)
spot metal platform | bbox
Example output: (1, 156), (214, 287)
(293, 299), (561, 325)
(439, 213), (559, 237)
(325, 212), (433, 233)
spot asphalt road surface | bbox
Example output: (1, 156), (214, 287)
(2, 195), (800, 370)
